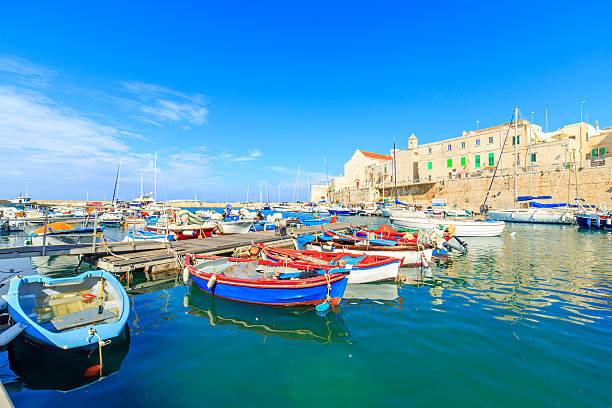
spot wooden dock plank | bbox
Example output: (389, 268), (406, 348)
(0, 222), (358, 274)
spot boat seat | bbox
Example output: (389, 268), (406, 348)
(49, 307), (118, 332)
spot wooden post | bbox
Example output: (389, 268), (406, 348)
(92, 211), (98, 253)
(41, 207), (49, 256)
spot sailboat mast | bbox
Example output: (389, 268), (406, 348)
(529, 112), (533, 196)
(140, 172), (144, 198)
(324, 157), (330, 204)
(259, 183), (262, 203)
(246, 184), (249, 203)
(514, 107), (518, 209)
(307, 172), (310, 203)
(393, 142), (397, 204)
(154, 153), (157, 202)
(266, 183), (269, 203)
(112, 159), (121, 203)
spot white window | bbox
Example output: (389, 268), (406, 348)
(461, 141), (466, 149)
(475, 139), (480, 146)
(447, 144), (452, 151)
(488, 136), (494, 144)
(428, 147), (432, 154)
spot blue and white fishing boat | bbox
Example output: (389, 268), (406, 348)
(7, 270), (129, 351)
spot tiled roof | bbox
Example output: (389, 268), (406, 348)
(359, 150), (392, 161)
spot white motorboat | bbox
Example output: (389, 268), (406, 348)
(390, 216), (505, 237)
(98, 212), (123, 225)
(487, 208), (574, 224)
(216, 220), (253, 234)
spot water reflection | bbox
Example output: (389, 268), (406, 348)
(186, 288), (352, 344)
(5, 326), (130, 392)
(425, 224), (612, 325)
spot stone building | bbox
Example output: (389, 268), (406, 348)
(328, 119), (610, 206)
(309, 184), (329, 202)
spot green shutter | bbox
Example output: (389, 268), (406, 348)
(601, 147), (606, 156)
(531, 153), (536, 162)
(447, 159), (452, 168)
(460, 157), (466, 166)
(427, 161), (432, 170)
(488, 153), (494, 166)
(592, 148), (597, 157)
(475, 155), (480, 168)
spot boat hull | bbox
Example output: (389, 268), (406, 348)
(576, 213), (612, 230)
(390, 217), (505, 237)
(187, 258), (349, 306)
(149, 226), (214, 240)
(298, 241), (432, 267)
(487, 209), (574, 224)
(217, 221), (253, 234)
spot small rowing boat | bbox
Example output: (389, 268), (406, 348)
(7, 270), (129, 351)
(258, 245), (402, 283)
(185, 254), (349, 307)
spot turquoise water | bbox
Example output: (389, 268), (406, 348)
(1, 216), (611, 407)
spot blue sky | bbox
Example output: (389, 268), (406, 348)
(1, 1), (611, 201)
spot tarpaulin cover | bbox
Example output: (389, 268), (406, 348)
(32, 222), (76, 234)
(528, 201), (568, 208)
(395, 198), (410, 206)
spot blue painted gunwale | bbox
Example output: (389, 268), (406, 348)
(7, 270), (129, 351)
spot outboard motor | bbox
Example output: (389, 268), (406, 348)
(443, 236), (468, 253)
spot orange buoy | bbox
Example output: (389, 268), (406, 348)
(84, 364), (103, 377)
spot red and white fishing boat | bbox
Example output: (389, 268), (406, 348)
(257, 245), (402, 283)
(294, 228), (434, 267)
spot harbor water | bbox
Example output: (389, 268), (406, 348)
(1, 215), (611, 407)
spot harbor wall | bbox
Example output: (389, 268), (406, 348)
(331, 162), (612, 210)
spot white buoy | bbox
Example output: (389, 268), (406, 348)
(510, 231), (517, 237)
(183, 267), (190, 284)
(207, 274), (217, 289)
(421, 254), (430, 269)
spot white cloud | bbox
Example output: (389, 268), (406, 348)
(120, 80), (209, 126)
(0, 54), (57, 87)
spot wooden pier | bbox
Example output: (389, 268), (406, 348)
(0, 223), (356, 277)
(91, 223), (354, 274)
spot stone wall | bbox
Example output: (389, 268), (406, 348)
(332, 162), (612, 211)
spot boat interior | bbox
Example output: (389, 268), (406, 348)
(18, 277), (122, 333)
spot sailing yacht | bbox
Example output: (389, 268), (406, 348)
(486, 108), (576, 225)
